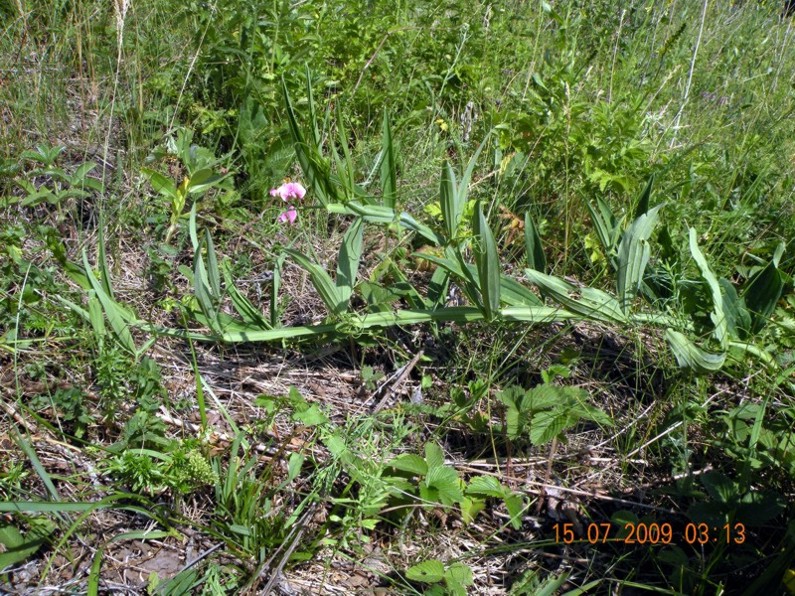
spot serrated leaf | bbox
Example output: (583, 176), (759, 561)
(504, 494), (525, 529)
(388, 454), (428, 476)
(445, 563), (474, 587)
(530, 409), (576, 446)
(425, 442), (445, 470)
(425, 466), (463, 505)
(406, 560), (445, 584)
(467, 475), (506, 498)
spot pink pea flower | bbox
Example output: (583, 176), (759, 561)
(278, 206), (298, 224)
(270, 182), (306, 202)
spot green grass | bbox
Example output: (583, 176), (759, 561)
(1, 0), (794, 593)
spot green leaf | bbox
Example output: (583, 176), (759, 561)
(380, 112), (397, 209)
(406, 559), (445, 584)
(525, 269), (627, 324)
(584, 196), (621, 258)
(440, 161), (459, 240)
(467, 475), (506, 498)
(82, 251), (138, 355)
(617, 204), (663, 311)
(388, 454), (428, 476)
(700, 471), (738, 505)
(445, 563), (474, 589)
(336, 218), (364, 308)
(425, 466), (463, 506)
(473, 202), (501, 320)
(633, 174), (654, 220)
(665, 329), (726, 372)
(688, 228), (728, 346)
(0, 523), (48, 570)
(284, 248), (344, 316)
(187, 168), (225, 195)
(504, 494), (524, 529)
(743, 242), (785, 334)
(524, 212), (546, 272)
(425, 442), (445, 470)
(141, 168), (178, 201)
(530, 409), (575, 446)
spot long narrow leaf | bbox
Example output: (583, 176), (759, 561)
(688, 228), (728, 346)
(665, 329), (726, 372)
(525, 269), (628, 324)
(440, 161), (459, 240)
(380, 112), (397, 208)
(336, 218), (364, 309)
(524, 212), (546, 272)
(82, 251), (137, 355)
(284, 248), (344, 315)
(473, 202), (501, 319)
(617, 204), (663, 312)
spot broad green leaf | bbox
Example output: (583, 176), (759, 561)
(141, 168), (178, 201)
(425, 442), (445, 470)
(473, 202), (501, 320)
(221, 260), (270, 329)
(617, 204), (663, 311)
(688, 228), (728, 346)
(187, 168), (225, 195)
(467, 475), (506, 498)
(380, 112), (396, 209)
(445, 563), (474, 588)
(504, 493), (524, 529)
(406, 559), (445, 584)
(530, 409), (575, 446)
(524, 212), (546, 272)
(665, 329), (726, 372)
(425, 466), (464, 505)
(388, 454), (428, 476)
(719, 278), (751, 340)
(743, 242), (785, 334)
(525, 269), (627, 324)
(336, 218), (364, 308)
(203, 229), (221, 298)
(0, 523), (47, 570)
(700, 471), (737, 504)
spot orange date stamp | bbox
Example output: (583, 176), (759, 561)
(553, 521), (747, 546)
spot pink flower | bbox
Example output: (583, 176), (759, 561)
(278, 206), (298, 224)
(270, 182), (306, 202)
